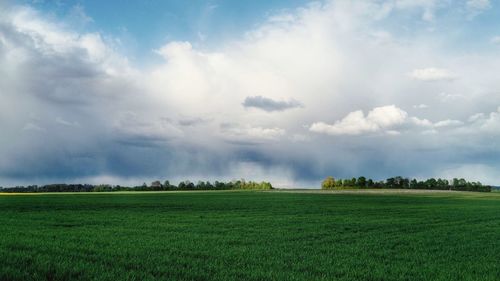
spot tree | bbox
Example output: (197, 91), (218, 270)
(151, 181), (162, 191)
(351, 178), (357, 187)
(163, 180), (174, 190)
(394, 176), (404, 188)
(334, 179), (343, 188)
(367, 179), (374, 187)
(321, 176), (336, 190)
(386, 177), (396, 188)
(178, 181), (186, 190)
(185, 181), (195, 189)
(458, 178), (467, 188)
(357, 176), (367, 188)
(425, 178), (437, 189)
(410, 179), (418, 189)
(436, 179), (448, 190)
(205, 181), (214, 190)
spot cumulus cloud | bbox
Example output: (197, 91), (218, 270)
(310, 105), (408, 136)
(410, 68), (456, 81)
(242, 96), (303, 112)
(310, 105), (488, 136)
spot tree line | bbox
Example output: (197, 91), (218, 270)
(321, 176), (492, 192)
(0, 180), (273, 193)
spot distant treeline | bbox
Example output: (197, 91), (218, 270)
(0, 180), (273, 193)
(322, 176), (492, 192)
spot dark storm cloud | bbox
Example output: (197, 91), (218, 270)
(242, 96), (303, 112)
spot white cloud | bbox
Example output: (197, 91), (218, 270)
(221, 125), (286, 143)
(433, 119), (464, 128)
(468, 107), (500, 132)
(9, 6), (132, 76)
(438, 92), (465, 102)
(310, 106), (478, 136)
(243, 127), (286, 140)
(310, 105), (408, 136)
(410, 68), (456, 81)
(468, 113), (485, 122)
(410, 117), (433, 127)
(413, 104), (429, 109)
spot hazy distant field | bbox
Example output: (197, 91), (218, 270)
(1, 190), (499, 281)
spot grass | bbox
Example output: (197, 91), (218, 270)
(0, 190), (499, 281)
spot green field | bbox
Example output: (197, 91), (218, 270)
(1, 190), (499, 281)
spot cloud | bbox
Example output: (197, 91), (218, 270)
(467, 106), (500, 133)
(310, 105), (408, 136)
(22, 123), (45, 132)
(413, 104), (429, 109)
(438, 92), (465, 102)
(433, 119), (464, 128)
(310, 105), (482, 136)
(465, 0), (491, 12)
(67, 4), (94, 27)
(242, 95), (303, 112)
(2, 1), (500, 186)
(410, 68), (456, 81)
(466, 0), (491, 10)
(55, 117), (80, 127)
(410, 117), (433, 127)
(113, 112), (185, 146)
(177, 117), (211, 127)
(392, 0), (443, 22)
(466, 0), (491, 18)
(220, 124), (286, 143)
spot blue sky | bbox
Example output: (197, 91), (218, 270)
(18, 0), (312, 62)
(19, 0), (500, 52)
(2, 0), (500, 187)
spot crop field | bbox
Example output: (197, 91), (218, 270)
(0, 190), (499, 281)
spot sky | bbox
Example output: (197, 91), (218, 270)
(1, 0), (500, 187)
